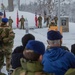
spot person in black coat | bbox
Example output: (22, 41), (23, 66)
(11, 33), (35, 69)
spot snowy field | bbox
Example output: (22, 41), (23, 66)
(1, 10), (75, 74)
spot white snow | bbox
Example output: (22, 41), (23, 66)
(1, 10), (75, 74)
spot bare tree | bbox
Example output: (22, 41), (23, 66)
(36, 0), (43, 14)
(18, 0), (20, 10)
(46, 0), (54, 15)
(8, 0), (14, 11)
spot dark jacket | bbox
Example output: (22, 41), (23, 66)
(42, 47), (75, 75)
(11, 46), (24, 69)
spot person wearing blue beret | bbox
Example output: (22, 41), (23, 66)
(42, 30), (75, 75)
(0, 17), (15, 75)
(12, 40), (54, 75)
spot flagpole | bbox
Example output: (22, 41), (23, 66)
(16, 10), (19, 28)
(58, 0), (60, 31)
(4, 10), (6, 18)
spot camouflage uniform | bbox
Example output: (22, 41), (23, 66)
(12, 58), (54, 75)
(8, 18), (13, 28)
(38, 15), (42, 28)
(0, 23), (15, 72)
(19, 17), (25, 29)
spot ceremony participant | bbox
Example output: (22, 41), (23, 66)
(42, 30), (75, 75)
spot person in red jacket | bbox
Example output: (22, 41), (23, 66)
(35, 14), (38, 28)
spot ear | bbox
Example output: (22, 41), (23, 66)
(47, 40), (49, 44)
(39, 55), (43, 62)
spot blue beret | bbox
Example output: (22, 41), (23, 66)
(0, 12), (3, 16)
(47, 30), (63, 40)
(26, 40), (45, 55)
(2, 18), (8, 23)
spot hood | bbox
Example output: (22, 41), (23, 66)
(11, 53), (24, 69)
(44, 47), (66, 61)
(20, 58), (43, 72)
(42, 47), (68, 75)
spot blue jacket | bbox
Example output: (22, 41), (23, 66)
(42, 47), (75, 75)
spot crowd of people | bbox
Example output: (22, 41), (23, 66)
(0, 11), (58, 30)
(35, 13), (58, 28)
(0, 11), (75, 75)
(10, 30), (75, 75)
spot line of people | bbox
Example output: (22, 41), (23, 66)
(0, 11), (58, 30)
(0, 30), (75, 75)
(0, 12), (26, 29)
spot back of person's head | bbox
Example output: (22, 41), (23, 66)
(47, 30), (63, 46)
(22, 33), (35, 47)
(22, 15), (23, 18)
(23, 40), (45, 61)
(9, 16), (11, 19)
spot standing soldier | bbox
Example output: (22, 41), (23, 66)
(0, 18), (15, 75)
(19, 15), (25, 29)
(38, 14), (42, 28)
(8, 16), (13, 28)
(1, 3), (5, 12)
(0, 12), (3, 25)
(54, 15), (58, 25)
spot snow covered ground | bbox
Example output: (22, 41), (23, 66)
(1, 10), (75, 74)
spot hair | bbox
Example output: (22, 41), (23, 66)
(23, 49), (40, 61)
(21, 34), (35, 47)
(48, 40), (61, 45)
(1, 22), (7, 26)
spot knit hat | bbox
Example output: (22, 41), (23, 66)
(2, 18), (8, 23)
(25, 40), (45, 55)
(0, 12), (3, 16)
(47, 30), (63, 40)
(22, 33), (35, 47)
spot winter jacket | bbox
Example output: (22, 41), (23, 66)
(42, 47), (75, 75)
(12, 58), (54, 75)
(65, 68), (75, 75)
(19, 18), (25, 25)
(8, 18), (13, 27)
(11, 46), (24, 69)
